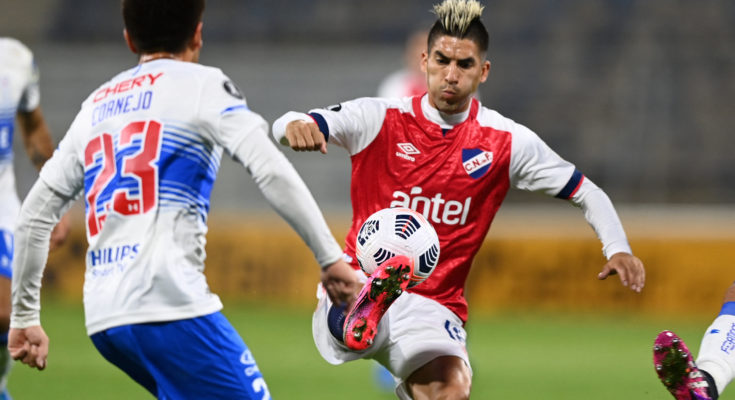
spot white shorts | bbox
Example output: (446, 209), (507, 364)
(312, 276), (471, 397)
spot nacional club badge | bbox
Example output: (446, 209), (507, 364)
(462, 148), (493, 179)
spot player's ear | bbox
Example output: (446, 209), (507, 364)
(123, 29), (138, 54)
(190, 22), (204, 51)
(420, 51), (428, 73)
(479, 60), (491, 83)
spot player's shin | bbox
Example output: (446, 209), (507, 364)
(696, 303), (735, 396)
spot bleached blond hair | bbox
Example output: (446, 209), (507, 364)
(427, 0), (489, 53)
(432, 0), (485, 35)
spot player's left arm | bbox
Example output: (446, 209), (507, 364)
(17, 107), (53, 170)
(566, 178), (645, 293)
(272, 98), (393, 156)
(199, 71), (351, 277)
(508, 122), (645, 293)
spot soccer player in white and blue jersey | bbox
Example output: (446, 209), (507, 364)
(0, 37), (70, 400)
(7, 1), (357, 398)
(654, 284), (735, 399)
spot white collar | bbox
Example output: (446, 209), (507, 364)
(420, 94), (471, 130)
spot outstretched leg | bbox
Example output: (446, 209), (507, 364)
(654, 330), (716, 399)
(343, 255), (414, 350)
(694, 283), (735, 396)
(654, 282), (735, 399)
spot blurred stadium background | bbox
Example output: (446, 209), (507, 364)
(3, 0), (735, 398)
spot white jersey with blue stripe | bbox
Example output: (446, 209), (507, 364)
(0, 38), (39, 168)
(35, 59), (342, 334)
(0, 38), (41, 278)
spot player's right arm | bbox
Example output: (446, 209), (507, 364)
(272, 98), (394, 156)
(199, 72), (361, 304)
(9, 180), (77, 371)
(10, 113), (84, 371)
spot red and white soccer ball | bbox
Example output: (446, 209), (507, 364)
(355, 207), (440, 288)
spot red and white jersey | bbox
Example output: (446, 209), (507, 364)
(274, 94), (631, 322)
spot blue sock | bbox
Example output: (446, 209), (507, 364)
(327, 304), (347, 342)
(718, 302), (735, 316)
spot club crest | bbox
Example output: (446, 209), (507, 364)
(462, 148), (493, 179)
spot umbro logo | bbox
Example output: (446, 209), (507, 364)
(396, 143), (420, 162)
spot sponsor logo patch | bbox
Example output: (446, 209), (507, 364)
(223, 80), (243, 99)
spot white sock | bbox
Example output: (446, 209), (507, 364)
(696, 311), (735, 395)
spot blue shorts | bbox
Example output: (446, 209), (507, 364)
(0, 229), (12, 279)
(90, 312), (271, 399)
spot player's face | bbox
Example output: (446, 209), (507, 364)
(422, 35), (490, 114)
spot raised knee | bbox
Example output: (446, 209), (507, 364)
(441, 379), (471, 400)
(424, 380), (471, 400)
(408, 368), (471, 400)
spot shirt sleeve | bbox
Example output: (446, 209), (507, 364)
(199, 71), (343, 268)
(272, 97), (392, 156)
(509, 122), (577, 196)
(11, 180), (75, 329)
(196, 69), (263, 154)
(38, 112), (85, 198)
(509, 121), (632, 259)
(569, 178), (633, 259)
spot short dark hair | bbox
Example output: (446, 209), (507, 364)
(122, 0), (205, 54)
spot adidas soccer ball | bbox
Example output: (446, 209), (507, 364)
(355, 207), (440, 288)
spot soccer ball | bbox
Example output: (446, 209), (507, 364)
(355, 207), (440, 288)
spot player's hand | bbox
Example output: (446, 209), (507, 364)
(49, 213), (71, 251)
(597, 252), (645, 293)
(284, 120), (328, 154)
(321, 259), (361, 308)
(8, 326), (49, 371)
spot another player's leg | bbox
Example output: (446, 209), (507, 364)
(0, 344), (12, 400)
(92, 312), (271, 399)
(343, 255), (414, 350)
(0, 231), (13, 400)
(654, 283), (735, 400)
(654, 330), (716, 399)
(90, 328), (159, 396)
(692, 284), (735, 397)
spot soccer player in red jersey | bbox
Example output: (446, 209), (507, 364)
(274, 0), (645, 398)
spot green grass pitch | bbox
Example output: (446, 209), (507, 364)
(8, 300), (728, 399)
